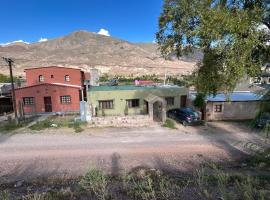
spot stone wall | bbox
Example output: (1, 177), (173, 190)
(88, 115), (154, 127)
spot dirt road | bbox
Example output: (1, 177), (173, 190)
(0, 122), (263, 183)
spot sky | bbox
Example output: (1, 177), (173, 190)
(0, 0), (164, 44)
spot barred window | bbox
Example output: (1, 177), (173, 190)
(39, 75), (44, 82)
(99, 100), (113, 109)
(126, 99), (139, 108)
(65, 75), (70, 82)
(165, 97), (175, 106)
(214, 104), (223, 112)
(60, 95), (71, 104)
(23, 97), (35, 105)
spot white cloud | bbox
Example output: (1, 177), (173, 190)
(97, 28), (110, 37)
(38, 37), (48, 42)
(0, 40), (29, 46)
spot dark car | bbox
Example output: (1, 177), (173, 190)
(167, 108), (200, 126)
(256, 113), (270, 128)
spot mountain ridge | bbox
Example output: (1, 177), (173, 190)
(0, 30), (199, 77)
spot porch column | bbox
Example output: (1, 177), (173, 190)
(148, 102), (153, 120)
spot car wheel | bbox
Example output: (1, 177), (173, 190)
(182, 121), (187, 126)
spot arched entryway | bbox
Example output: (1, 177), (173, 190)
(144, 94), (167, 123)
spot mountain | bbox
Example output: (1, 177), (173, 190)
(0, 30), (199, 77)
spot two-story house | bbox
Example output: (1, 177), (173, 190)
(15, 66), (89, 115)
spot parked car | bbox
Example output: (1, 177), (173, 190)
(256, 113), (270, 128)
(167, 107), (200, 126)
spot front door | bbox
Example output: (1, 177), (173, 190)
(44, 96), (52, 112)
(180, 95), (187, 108)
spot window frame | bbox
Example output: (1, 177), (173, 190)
(99, 100), (114, 110)
(60, 95), (71, 104)
(23, 97), (35, 105)
(165, 97), (175, 106)
(39, 75), (44, 82)
(64, 75), (70, 82)
(126, 99), (140, 108)
(214, 104), (223, 113)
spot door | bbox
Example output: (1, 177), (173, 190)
(44, 96), (52, 112)
(180, 95), (187, 108)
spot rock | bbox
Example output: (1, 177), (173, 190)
(14, 180), (24, 188)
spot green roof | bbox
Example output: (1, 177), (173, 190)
(89, 85), (183, 91)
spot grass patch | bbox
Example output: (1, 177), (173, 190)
(163, 119), (177, 129)
(29, 117), (86, 133)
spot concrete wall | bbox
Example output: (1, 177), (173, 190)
(206, 101), (261, 121)
(88, 86), (188, 117)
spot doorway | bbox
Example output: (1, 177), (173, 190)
(44, 96), (52, 112)
(180, 95), (187, 108)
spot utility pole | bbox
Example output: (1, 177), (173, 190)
(2, 57), (18, 121)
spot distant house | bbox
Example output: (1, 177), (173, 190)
(205, 92), (265, 121)
(88, 85), (188, 122)
(15, 66), (90, 115)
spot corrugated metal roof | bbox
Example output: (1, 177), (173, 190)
(207, 92), (263, 102)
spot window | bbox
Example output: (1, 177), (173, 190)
(165, 97), (175, 106)
(60, 95), (71, 104)
(99, 100), (113, 109)
(126, 99), (140, 108)
(214, 104), (223, 112)
(65, 75), (70, 82)
(39, 75), (44, 82)
(51, 75), (54, 78)
(23, 97), (34, 105)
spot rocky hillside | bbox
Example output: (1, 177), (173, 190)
(0, 30), (199, 77)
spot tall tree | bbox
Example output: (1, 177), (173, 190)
(157, 0), (270, 95)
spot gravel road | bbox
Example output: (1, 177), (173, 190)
(0, 122), (263, 183)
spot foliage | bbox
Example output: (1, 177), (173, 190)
(193, 93), (206, 108)
(79, 169), (108, 200)
(0, 190), (10, 200)
(29, 117), (85, 133)
(157, 0), (270, 95)
(0, 73), (21, 85)
(122, 169), (179, 200)
(163, 119), (177, 129)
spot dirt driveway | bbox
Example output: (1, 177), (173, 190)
(0, 122), (264, 183)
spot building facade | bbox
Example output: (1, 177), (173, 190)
(15, 66), (89, 115)
(205, 92), (264, 121)
(88, 85), (188, 122)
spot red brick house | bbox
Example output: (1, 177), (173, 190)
(15, 66), (89, 115)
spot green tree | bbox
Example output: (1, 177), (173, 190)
(157, 0), (270, 95)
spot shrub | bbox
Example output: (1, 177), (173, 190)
(163, 119), (177, 129)
(79, 169), (108, 200)
(29, 119), (52, 131)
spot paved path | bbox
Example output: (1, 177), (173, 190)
(0, 122), (264, 183)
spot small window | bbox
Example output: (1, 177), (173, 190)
(65, 75), (70, 82)
(99, 100), (113, 109)
(39, 75), (44, 82)
(60, 95), (71, 104)
(126, 99), (140, 108)
(165, 97), (175, 106)
(51, 75), (54, 78)
(23, 97), (35, 105)
(214, 104), (223, 112)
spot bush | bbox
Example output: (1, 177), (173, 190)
(29, 119), (52, 131)
(163, 119), (177, 129)
(79, 169), (108, 200)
